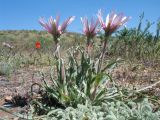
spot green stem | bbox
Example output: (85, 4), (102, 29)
(86, 38), (92, 57)
(97, 35), (109, 72)
(53, 36), (61, 59)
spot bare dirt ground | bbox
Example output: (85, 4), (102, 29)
(0, 63), (160, 119)
(0, 65), (50, 119)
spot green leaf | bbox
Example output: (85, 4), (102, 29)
(101, 59), (122, 72)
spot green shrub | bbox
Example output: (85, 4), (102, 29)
(0, 61), (12, 76)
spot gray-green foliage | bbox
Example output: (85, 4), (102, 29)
(0, 61), (12, 76)
(0, 53), (25, 76)
(32, 99), (160, 120)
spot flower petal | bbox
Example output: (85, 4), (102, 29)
(97, 9), (104, 27)
(60, 16), (75, 33)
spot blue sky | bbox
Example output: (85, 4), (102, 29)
(0, 0), (159, 33)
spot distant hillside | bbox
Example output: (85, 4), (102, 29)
(0, 30), (87, 52)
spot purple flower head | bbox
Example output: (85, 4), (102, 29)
(81, 17), (99, 47)
(39, 15), (75, 42)
(81, 17), (99, 39)
(97, 9), (131, 36)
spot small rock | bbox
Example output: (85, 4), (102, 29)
(4, 96), (12, 102)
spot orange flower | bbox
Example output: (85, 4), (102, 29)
(35, 41), (41, 49)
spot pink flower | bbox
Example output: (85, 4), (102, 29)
(97, 9), (130, 35)
(39, 15), (75, 42)
(81, 17), (99, 39)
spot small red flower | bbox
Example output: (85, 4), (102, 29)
(35, 41), (41, 49)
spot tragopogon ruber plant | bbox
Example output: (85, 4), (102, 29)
(81, 17), (99, 55)
(97, 9), (130, 72)
(39, 15), (75, 58)
(31, 11), (132, 115)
